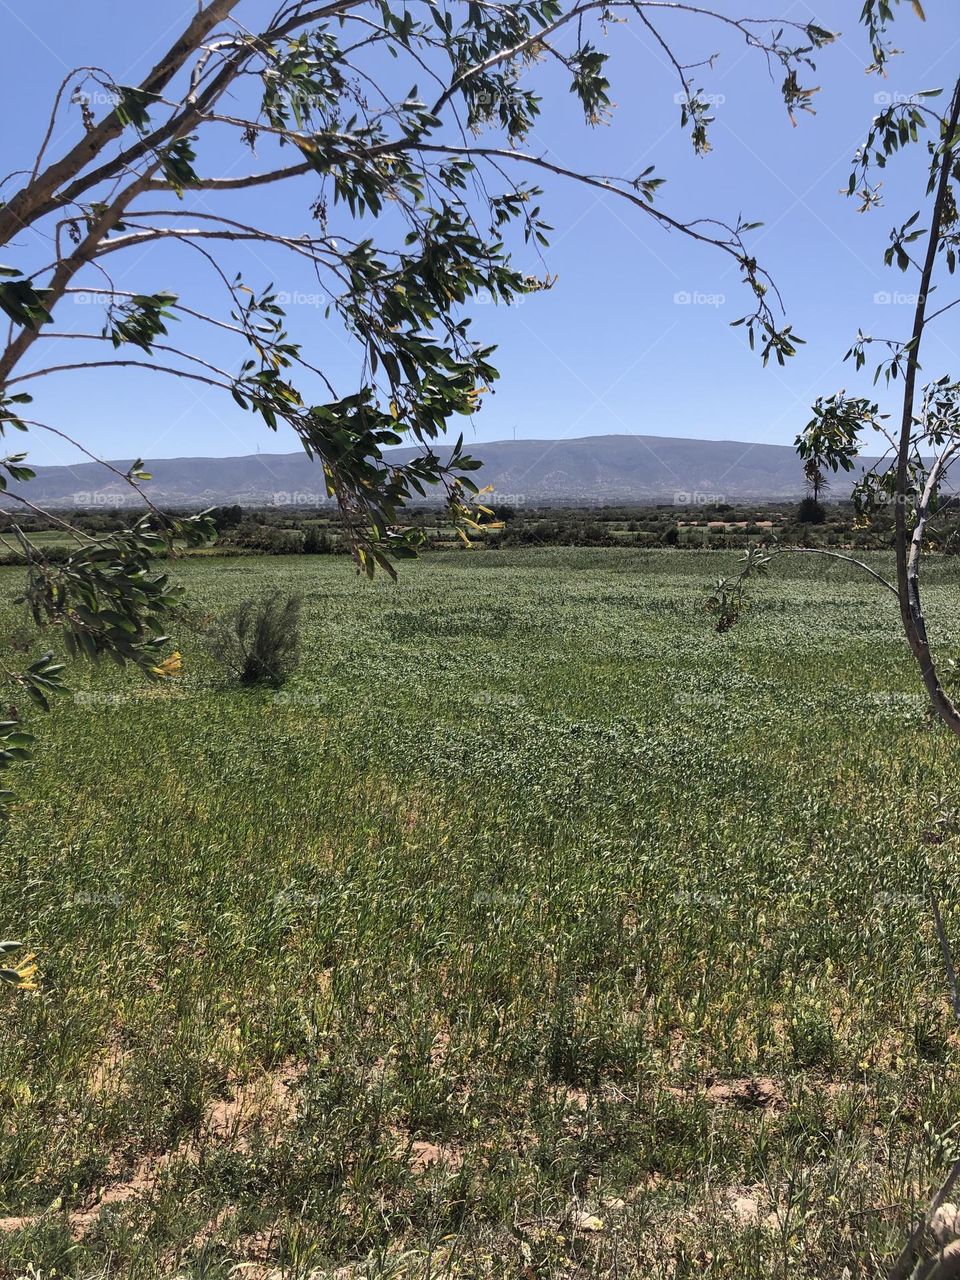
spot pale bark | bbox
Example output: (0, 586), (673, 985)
(893, 78), (960, 736)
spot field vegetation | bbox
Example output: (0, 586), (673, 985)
(2, 548), (960, 1278)
(0, 497), (940, 566)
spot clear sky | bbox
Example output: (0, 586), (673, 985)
(2, 1), (959, 467)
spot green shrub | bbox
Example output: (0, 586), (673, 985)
(797, 496), (827, 524)
(303, 525), (334, 554)
(209, 590), (302, 686)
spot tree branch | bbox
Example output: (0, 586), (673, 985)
(0, 0), (242, 245)
(893, 76), (960, 737)
(6, 360), (233, 393)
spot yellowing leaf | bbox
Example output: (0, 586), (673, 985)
(1, 951), (38, 991)
(151, 651), (182, 679)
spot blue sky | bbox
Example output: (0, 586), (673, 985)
(2, 1), (959, 467)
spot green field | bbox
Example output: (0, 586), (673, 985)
(2, 548), (960, 1278)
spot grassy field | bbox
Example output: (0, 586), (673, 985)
(2, 547), (960, 1278)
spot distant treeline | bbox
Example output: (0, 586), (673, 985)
(4, 497), (960, 562)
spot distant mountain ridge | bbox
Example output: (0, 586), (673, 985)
(4, 434), (877, 508)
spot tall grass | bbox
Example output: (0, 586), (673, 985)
(0, 548), (957, 1278)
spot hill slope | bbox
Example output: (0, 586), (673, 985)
(6, 433), (866, 507)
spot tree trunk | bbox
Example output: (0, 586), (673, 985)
(893, 77), (960, 736)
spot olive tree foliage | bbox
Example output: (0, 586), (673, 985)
(0, 0), (839, 814)
(710, 3), (960, 751)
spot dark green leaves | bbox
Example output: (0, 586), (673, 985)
(885, 209), (926, 273)
(706, 545), (772, 633)
(260, 33), (345, 133)
(796, 394), (881, 481)
(677, 95), (716, 157)
(18, 514), (213, 679)
(0, 392), (32, 436)
(19, 652), (67, 713)
(0, 453), (36, 491)
(859, 0), (926, 74)
(157, 137), (199, 197)
(105, 292), (178, 352)
(0, 268), (53, 331)
(0, 719), (34, 765)
(732, 313), (804, 367)
(111, 85), (157, 131)
(569, 44), (610, 126)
